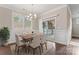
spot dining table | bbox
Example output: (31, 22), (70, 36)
(20, 33), (33, 43)
(20, 32), (43, 43)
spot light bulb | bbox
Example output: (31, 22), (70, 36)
(34, 14), (37, 18)
(29, 13), (32, 16)
(27, 16), (29, 18)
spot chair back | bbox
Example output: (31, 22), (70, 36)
(32, 34), (41, 44)
(15, 34), (22, 46)
(40, 34), (47, 42)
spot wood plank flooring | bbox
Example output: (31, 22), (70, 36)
(0, 38), (79, 55)
(0, 46), (11, 55)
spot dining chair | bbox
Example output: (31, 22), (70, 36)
(15, 34), (26, 54)
(40, 34), (47, 53)
(28, 35), (41, 55)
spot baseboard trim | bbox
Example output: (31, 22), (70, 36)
(72, 36), (79, 39)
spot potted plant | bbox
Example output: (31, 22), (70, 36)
(0, 27), (10, 47)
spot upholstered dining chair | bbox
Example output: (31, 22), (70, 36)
(28, 35), (41, 55)
(15, 34), (26, 54)
(40, 34), (47, 53)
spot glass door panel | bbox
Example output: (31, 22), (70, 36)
(43, 20), (55, 41)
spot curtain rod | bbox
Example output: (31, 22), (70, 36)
(42, 14), (59, 20)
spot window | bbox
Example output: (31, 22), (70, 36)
(24, 18), (32, 28)
(43, 20), (55, 35)
(12, 12), (32, 32)
(76, 18), (79, 24)
(13, 15), (23, 28)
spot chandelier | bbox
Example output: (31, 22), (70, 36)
(24, 4), (37, 21)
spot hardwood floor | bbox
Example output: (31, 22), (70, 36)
(0, 38), (79, 55)
(46, 38), (79, 55)
(0, 46), (12, 55)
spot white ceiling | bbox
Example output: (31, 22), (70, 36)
(69, 4), (79, 18)
(69, 4), (79, 14)
(0, 4), (65, 14)
(1, 4), (79, 15)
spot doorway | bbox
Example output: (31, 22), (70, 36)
(42, 19), (55, 42)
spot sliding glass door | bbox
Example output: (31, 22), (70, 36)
(43, 19), (55, 42)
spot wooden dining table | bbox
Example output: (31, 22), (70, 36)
(20, 33), (33, 42)
(20, 33), (43, 42)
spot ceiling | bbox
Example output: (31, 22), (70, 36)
(69, 4), (79, 18)
(0, 4), (65, 14)
(1, 4), (78, 17)
(69, 4), (79, 14)
(0, 4), (79, 16)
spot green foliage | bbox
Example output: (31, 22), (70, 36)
(0, 27), (10, 43)
(14, 16), (19, 22)
(24, 20), (31, 27)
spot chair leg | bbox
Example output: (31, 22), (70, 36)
(26, 46), (30, 54)
(15, 45), (18, 54)
(45, 42), (47, 50)
(17, 47), (19, 54)
(24, 45), (27, 53)
(39, 46), (41, 55)
(33, 48), (35, 55)
(41, 44), (43, 53)
(17, 47), (21, 55)
(25, 47), (27, 54)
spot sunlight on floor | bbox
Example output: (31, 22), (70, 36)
(70, 41), (79, 46)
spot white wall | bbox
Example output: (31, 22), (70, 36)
(72, 14), (79, 37)
(0, 5), (72, 45)
(69, 5), (79, 38)
(31, 14), (39, 32)
(0, 7), (12, 29)
(39, 5), (72, 45)
(66, 6), (72, 44)
(72, 17), (79, 37)
(0, 7), (15, 44)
